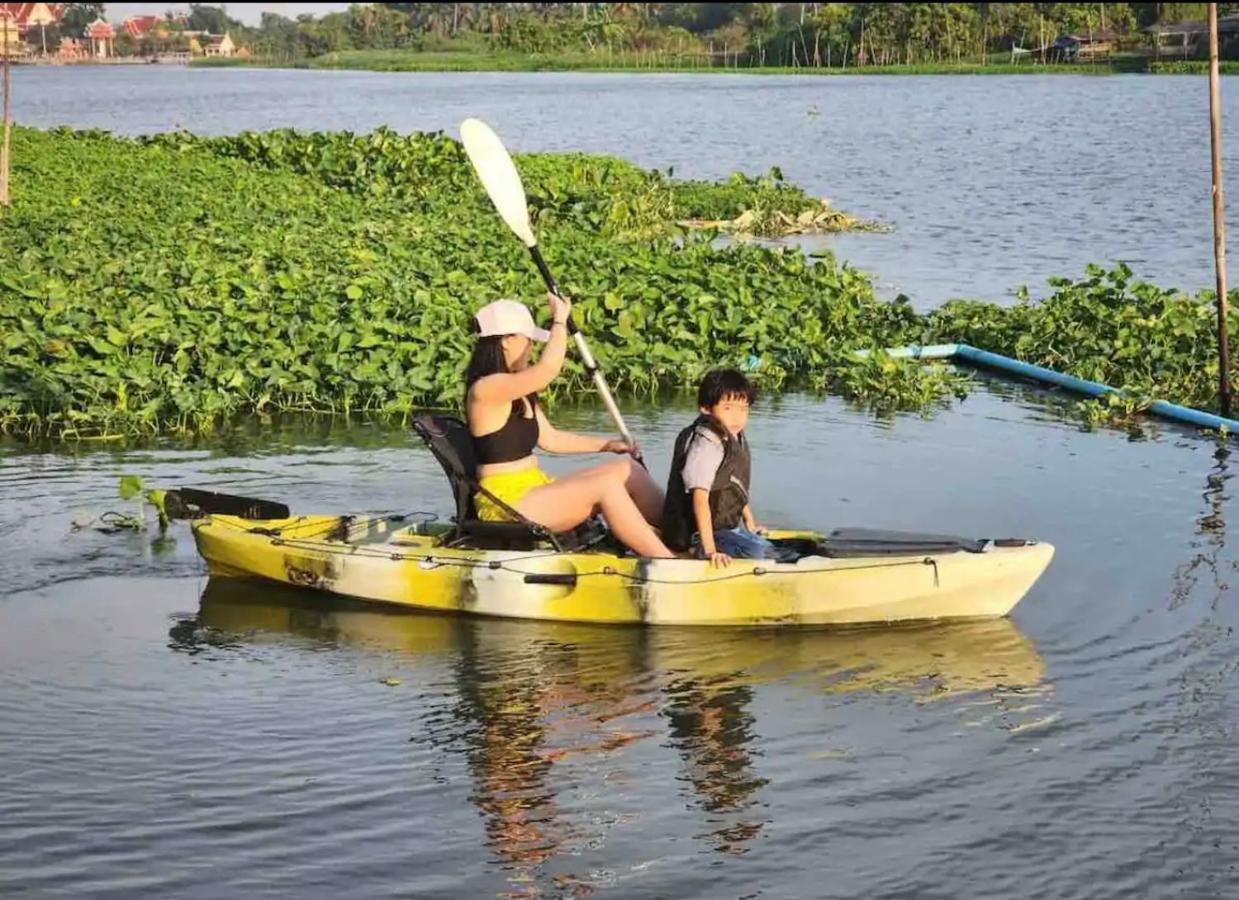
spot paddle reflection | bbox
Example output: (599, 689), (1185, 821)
(179, 578), (1046, 889)
(1170, 442), (1231, 611)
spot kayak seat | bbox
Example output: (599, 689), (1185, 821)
(413, 412), (608, 552)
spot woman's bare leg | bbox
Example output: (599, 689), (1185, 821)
(516, 459), (673, 558)
(623, 457), (665, 527)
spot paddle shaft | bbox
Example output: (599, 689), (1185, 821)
(527, 245), (643, 464)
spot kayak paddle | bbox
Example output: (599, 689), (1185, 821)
(459, 117), (643, 464)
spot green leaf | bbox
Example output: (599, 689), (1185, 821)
(144, 489), (169, 531)
(119, 475), (144, 500)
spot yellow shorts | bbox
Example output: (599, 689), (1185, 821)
(475, 467), (555, 522)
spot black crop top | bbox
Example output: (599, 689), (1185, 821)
(473, 398), (540, 465)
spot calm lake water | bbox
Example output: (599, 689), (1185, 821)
(3, 69), (1239, 897)
(3, 383), (1238, 897)
(8, 65), (1239, 308)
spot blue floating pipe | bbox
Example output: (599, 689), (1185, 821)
(953, 344), (1119, 398)
(866, 343), (1239, 435)
(872, 343), (959, 360)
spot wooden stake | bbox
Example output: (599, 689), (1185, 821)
(1209, 3), (1232, 416)
(1, 15), (11, 209)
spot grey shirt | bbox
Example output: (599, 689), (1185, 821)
(681, 427), (726, 493)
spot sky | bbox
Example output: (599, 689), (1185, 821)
(104, 3), (354, 27)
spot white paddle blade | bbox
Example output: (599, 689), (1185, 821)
(460, 118), (538, 248)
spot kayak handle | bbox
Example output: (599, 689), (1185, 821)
(523, 573), (578, 586)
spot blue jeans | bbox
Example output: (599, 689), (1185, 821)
(696, 524), (779, 560)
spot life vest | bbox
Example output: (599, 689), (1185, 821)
(662, 414), (752, 552)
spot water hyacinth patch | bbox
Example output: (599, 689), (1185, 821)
(2, 128), (1235, 440)
(0, 126), (952, 439)
(920, 263), (1239, 424)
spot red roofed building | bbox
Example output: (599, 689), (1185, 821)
(121, 14), (162, 38)
(0, 3), (63, 54)
(0, 3), (64, 35)
(204, 32), (235, 57)
(85, 17), (113, 58)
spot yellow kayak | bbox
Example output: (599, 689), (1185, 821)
(191, 514), (1053, 627)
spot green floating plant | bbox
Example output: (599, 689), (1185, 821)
(5, 128), (1231, 442)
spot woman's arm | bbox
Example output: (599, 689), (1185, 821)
(534, 405), (635, 455)
(470, 294), (571, 405)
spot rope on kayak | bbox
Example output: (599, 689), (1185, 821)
(207, 516), (945, 586)
(211, 512), (438, 543)
(493, 556), (942, 587)
(266, 534), (562, 567)
(249, 532), (942, 586)
(483, 560), (936, 587)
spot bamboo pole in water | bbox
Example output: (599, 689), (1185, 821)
(1, 16), (11, 209)
(1209, 3), (1232, 417)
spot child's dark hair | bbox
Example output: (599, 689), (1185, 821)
(697, 368), (757, 408)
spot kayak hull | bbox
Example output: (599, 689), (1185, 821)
(191, 515), (1054, 627)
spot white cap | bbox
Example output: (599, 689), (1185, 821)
(474, 298), (550, 343)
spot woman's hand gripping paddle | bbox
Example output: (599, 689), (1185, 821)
(459, 117), (644, 465)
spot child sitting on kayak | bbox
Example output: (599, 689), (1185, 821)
(662, 369), (778, 567)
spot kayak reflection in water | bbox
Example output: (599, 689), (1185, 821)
(173, 583), (1050, 889)
(465, 294), (671, 558)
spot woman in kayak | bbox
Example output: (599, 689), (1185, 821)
(465, 293), (672, 558)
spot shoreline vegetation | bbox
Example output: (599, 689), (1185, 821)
(186, 51), (1239, 77)
(67, 3), (1238, 78)
(2, 126), (1236, 442)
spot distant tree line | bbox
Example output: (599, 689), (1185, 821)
(84, 4), (1239, 65)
